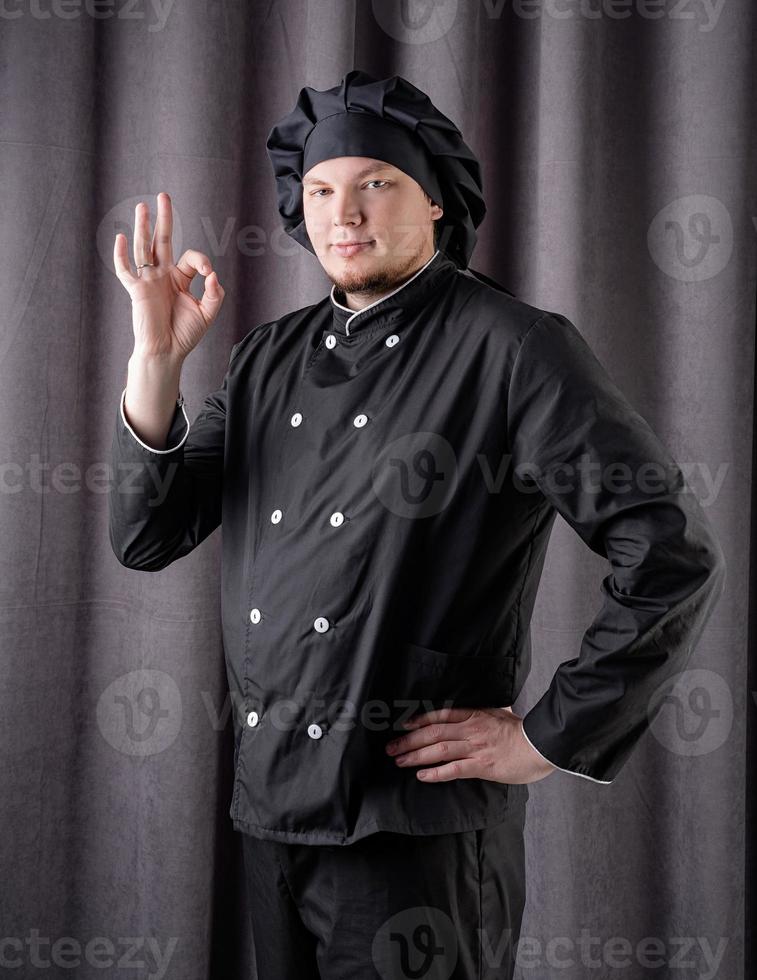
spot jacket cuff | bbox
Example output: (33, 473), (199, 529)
(521, 711), (613, 785)
(119, 386), (190, 455)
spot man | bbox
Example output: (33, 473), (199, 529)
(110, 71), (726, 980)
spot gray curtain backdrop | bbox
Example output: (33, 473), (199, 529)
(1, 2), (754, 978)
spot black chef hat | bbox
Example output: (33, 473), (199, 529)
(266, 69), (489, 272)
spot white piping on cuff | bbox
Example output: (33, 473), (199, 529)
(119, 386), (190, 455)
(521, 720), (613, 785)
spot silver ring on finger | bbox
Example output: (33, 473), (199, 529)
(136, 262), (155, 278)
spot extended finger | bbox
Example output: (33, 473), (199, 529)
(113, 232), (136, 285)
(134, 200), (154, 270)
(151, 191), (173, 267)
(400, 706), (475, 730)
(415, 757), (483, 782)
(387, 718), (468, 756)
(392, 736), (473, 769)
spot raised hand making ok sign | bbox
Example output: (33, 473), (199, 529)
(113, 191), (225, 364)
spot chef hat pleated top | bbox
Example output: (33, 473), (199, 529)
(265, 69), (487, 270)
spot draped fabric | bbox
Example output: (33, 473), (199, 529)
(1, 2), (753, 978)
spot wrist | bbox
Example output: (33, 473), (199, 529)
(519, 718), (557, 775)
(129, 348), (185, 372)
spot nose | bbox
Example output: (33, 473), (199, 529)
(331, 187), (363, 229)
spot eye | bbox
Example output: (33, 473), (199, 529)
(307, 180), (389, 197)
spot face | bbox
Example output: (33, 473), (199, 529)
(301, 156), (443, 300)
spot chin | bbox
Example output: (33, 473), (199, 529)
(319, 241), (422, 294)
(327, 247), (383, 275)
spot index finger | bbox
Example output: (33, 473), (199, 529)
(400, 706), (472, 728)
(151, 191), (174, 267)
(113, 232), (136, 285)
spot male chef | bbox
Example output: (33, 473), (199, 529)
(110, 70), (726, 980)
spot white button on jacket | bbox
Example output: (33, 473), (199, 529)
(110, 248), (726, 845)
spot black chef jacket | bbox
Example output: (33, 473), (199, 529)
(109, 248), (726, 845)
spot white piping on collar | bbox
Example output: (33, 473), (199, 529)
(330, 249), (441, 336)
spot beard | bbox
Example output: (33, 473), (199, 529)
(327, 242), (429, 301)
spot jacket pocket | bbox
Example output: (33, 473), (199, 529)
(393, 642), (517, 713)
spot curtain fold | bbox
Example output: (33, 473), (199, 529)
(1, 2), (753, 977)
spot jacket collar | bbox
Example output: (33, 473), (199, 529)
(329, 249), (457, 337)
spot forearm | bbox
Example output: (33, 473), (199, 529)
(123, 350), (185, 450)
(109, 344), (235, 571)
(521, 492), (726, 783)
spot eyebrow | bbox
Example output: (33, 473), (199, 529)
(302, 164), (394, 187)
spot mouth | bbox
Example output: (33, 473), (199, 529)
(331, 241), (374, 257)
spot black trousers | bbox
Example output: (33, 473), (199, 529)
(239, 799), (528, 980)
